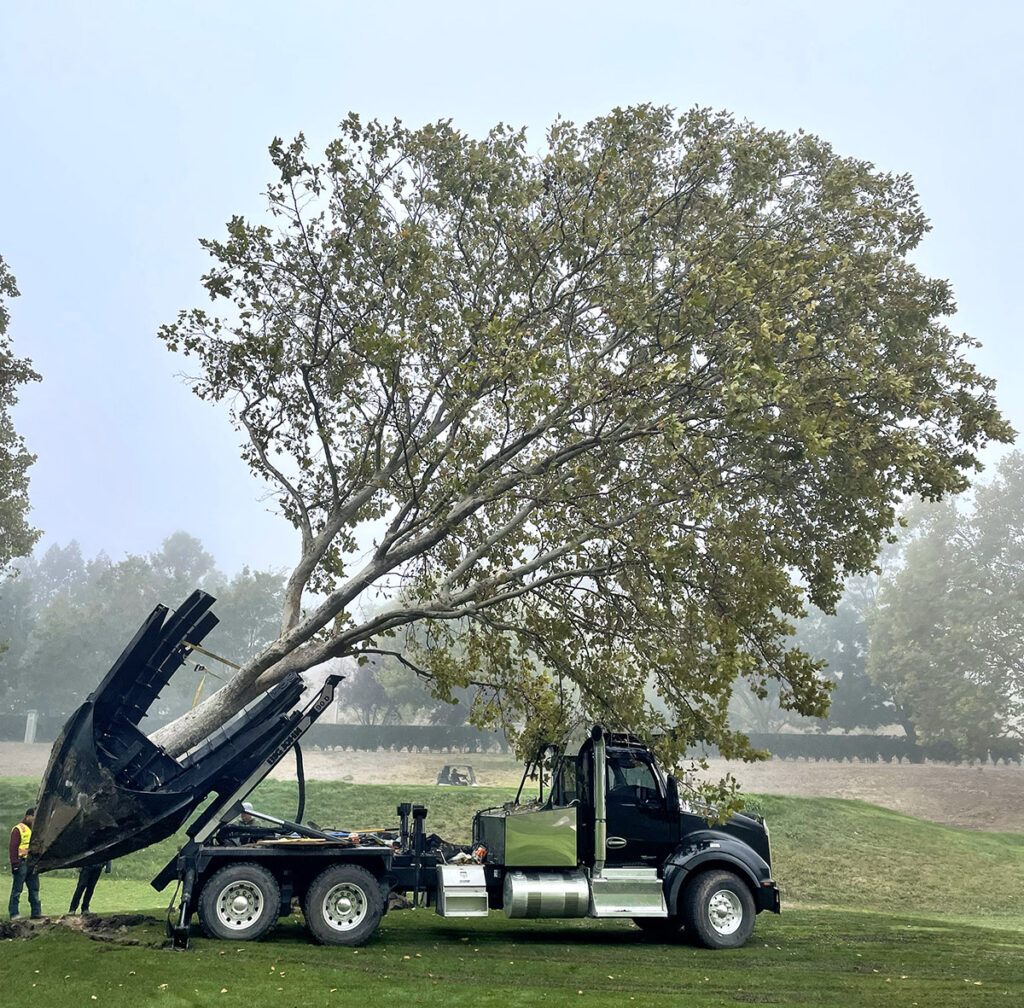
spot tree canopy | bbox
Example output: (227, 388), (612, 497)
(157, 104), (1010, 766)
(0, 254), (40, 577)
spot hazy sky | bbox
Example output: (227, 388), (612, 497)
(4, 0), (1021, 578)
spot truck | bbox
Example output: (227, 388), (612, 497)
(29, 591), (780, 951)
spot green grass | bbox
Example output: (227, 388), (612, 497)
(3, 776), (1023, 1006)
(756, 794), (1024, 922)
(2, 906), (1021, 1007)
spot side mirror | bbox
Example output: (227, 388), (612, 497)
(666, 774), (681, 813)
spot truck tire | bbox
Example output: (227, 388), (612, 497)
(633, 914), (684, 939)
(197, 863), (281, 941)
(304, 865), (384, 946)
(681, 869), (755, 949)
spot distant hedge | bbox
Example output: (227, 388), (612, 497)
(3, 712), (1018, 764)
(0, 713), (510, 754)
(728, 733), (1023, 765)
(301, 723), (511, 754)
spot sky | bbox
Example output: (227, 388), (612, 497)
(3, 0), (1022, 578)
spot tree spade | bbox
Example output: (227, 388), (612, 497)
(155, 105), (1010, 768)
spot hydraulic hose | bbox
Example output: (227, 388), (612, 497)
(294, 743), (306, 824)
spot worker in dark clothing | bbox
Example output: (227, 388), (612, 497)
(68, 860), (110, 914)
(8, 807), (42, 919)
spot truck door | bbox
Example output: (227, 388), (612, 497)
(550, 743), (594, 865)
(603, 748), (677, 866)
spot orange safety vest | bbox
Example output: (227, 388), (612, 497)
(14, 821), (31, 858)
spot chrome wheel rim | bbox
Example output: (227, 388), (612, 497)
(321, 882), (368, 932)
(216, 880), (264, 930)
(706, 888), (743, 935)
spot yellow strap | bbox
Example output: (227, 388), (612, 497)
(183, 641), (241, 670)
(184, 641), (238, 709)
(191, 671), (208, 709)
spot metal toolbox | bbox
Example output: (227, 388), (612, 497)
(435, 863), (489, 917)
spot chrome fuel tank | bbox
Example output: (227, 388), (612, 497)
(502, 869), (590, 918)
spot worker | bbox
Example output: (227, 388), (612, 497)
(68, 860), (110, 914)
(8, 807), (42, 919)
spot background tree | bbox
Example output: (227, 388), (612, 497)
(156, 105), (1009, 771)
(727, 677), (810, 736)
(0, 558), (37, 705)
(33, 541), (90, 603)
(333, 659), (407, 726)
(962, 451), (1024, 740)
(0, 254), (40, 578)
(0, 543), (102, 711)
(335, 615), (471, 726)
(0, 534), (286, 721)
(358, 612), (488, 726)
(869, 457), (1024, 756)
(868, 501), (1003, 755)
(208, 566), (288, 661)
(19, 554), (144, 718)
(728, 572), (898, 737)
(148, 530), (221, 601)
(799, 574), (895, 733)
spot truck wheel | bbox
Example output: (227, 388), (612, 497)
(681, 870), (755, 949)
(633, 915), (684, 940)
(304, 865), (384, 946)
(197, 863), (281, 941)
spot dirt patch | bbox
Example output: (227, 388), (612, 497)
(4, 741), (1022, 833)
(695, 757), (1024, 833)
(0, 912), (161, 945)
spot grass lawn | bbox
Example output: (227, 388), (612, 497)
(3, 905), (1020, 1007)
(3, 776), (1022, 1006)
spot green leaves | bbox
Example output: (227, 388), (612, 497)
(157, 106), (1009, 766)
(0, 253), (41, 576)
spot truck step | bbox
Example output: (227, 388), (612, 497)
(589, 867), (667, 918)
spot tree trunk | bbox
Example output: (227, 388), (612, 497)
(149, 665), (266, 757)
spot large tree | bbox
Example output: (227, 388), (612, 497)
(156, 105), (1009, 766)
(0, 254), (40, 576)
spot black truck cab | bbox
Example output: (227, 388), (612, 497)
(468, 726), (779, 948)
